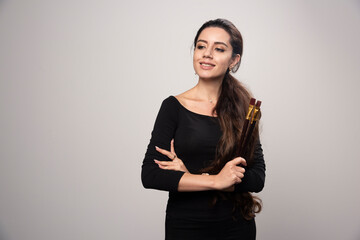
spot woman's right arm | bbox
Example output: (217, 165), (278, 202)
(152, 138), (247, 192)
(177, 157), (246, 191)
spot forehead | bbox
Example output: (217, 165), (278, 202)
(197, 27), (231, 45)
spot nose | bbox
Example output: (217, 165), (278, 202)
(203, 47), (213, 58)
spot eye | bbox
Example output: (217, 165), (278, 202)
(215, 48), (225, 52)
(196, 45), (205, 50)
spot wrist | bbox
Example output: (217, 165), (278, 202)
(201, 174), (217, 190)
(211, 174), (220, 190)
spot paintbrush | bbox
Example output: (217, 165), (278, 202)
(237, 98), (256, 157)
(240, 100), (261, 157)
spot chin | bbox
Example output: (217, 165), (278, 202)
(198, 72), (223, 80)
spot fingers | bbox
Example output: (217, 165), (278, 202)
(155, 139), (177, 160)
(155, 146), (175, 160)
(228, 165), (244, 182)
(154, 159), (173, 169)
(170, 139), (175, 154)
(154, 159), (173, 166)
(226, 162), (245, 183)
(154, 159), (182, 171)
(155, 146), (168, 155)
(230, 157), (247, 167)
(234, 169), (244, 179)
(235, 165), (245, 174)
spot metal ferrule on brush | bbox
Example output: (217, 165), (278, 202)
(245, 99), (256, 120)
(251, 101), (262, 123)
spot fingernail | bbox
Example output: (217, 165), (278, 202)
(155, 146), (159, 149)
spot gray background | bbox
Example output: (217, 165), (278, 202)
(1, 0), (360, 239)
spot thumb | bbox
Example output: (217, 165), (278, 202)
(232, 157), (247, 166)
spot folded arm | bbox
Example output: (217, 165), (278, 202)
(141, 97), (185, 191)
(233, 140), (266, 193)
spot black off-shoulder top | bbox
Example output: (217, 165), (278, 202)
(141, 96), (265, 219)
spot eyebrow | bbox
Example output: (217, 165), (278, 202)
(197, 39), (229, 48)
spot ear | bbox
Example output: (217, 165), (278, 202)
(230, 54), (241, 68)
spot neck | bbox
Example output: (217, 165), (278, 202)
(194, 76), (223, 102)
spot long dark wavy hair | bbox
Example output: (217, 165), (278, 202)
(195, 19), (262, 220)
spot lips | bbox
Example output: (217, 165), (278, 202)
(200, 62), (215, 67)
(200, 62), (215, 70)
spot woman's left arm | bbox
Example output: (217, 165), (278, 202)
(233, 139), (265, 193)
(155, 139), (265, 193)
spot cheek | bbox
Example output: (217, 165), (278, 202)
(193, 50), (201, 60)
(192, 56), (197, 67)
(193, 52), (201, 65)
(224, 55), (235, 66)
(218, 57), (232, 68)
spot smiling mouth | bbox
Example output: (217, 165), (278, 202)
(200, 63), (215, 67)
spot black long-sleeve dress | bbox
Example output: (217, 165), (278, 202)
(141, 96), (265, 240)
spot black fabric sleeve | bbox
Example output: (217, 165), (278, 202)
(141, 97), (185, 192)
(234, 139), (266, 193)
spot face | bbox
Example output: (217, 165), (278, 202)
(193, 27), (240, 81)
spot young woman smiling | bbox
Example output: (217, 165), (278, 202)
(142, 19), (265, 240)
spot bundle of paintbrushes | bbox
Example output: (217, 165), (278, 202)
(237, 98), (262, 158)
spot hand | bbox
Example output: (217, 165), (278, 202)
(214, 157), (247, 190)
(154, 139), (190, 173)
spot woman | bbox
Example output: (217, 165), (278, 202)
(141, 18), (265, 240)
